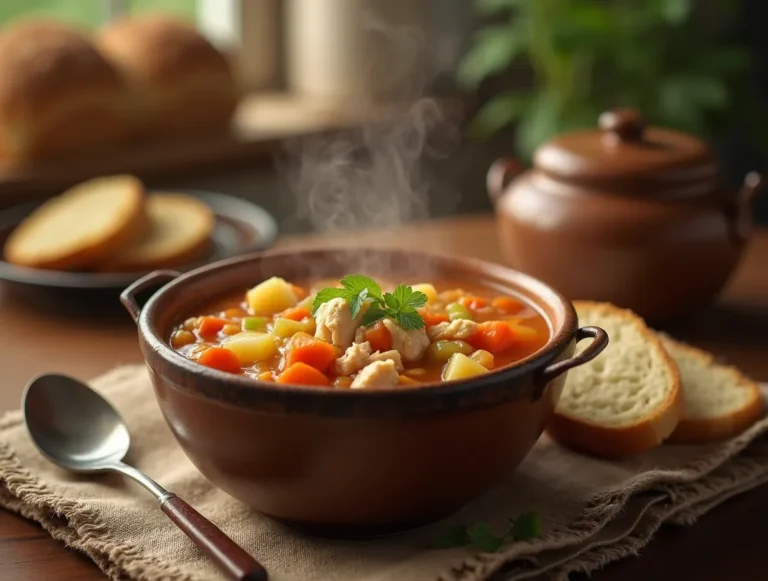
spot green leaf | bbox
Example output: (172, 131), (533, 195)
(457, 26), (526, 89)
(383, 293), (399, 311)
(469, 93), (530, 139)
(311, 288), (347, 315)
(467, 523), (504, 553)
(514, 92), (561, 163)
(709, 47), (750, 74)
(394, 309), (425, 331)
(392, 284), (428, 310)
(339, 275), (382, 300)
(432, 525), (469, 549)
(475, 0), (522, 16)
(361, 305), (387, 327)
(658, 0), (692, 24)
(509, 511), (542, 542)
(348, 288), (368, 318)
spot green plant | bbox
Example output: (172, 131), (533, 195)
(459, 0), (751, 162)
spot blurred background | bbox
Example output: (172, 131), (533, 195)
(0, 0), (766, 231)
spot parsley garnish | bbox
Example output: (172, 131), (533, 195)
(432, 511), (542, 552)
(312, 275), (428, 330)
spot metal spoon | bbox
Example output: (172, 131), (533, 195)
(22, 373), (268, 581)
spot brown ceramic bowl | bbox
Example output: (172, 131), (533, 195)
(121, 247), (607, 537)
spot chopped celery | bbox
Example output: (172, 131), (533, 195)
(447, 302), (473, 321)
(243, 316), (267, 331)
(427, 340), (474, 362)
(271, 317), (315, 339)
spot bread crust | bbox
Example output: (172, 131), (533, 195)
(663, 338), (764, 443)
(546, 301), (684, 458)
(96, 14), (238, 136)
(0, 20), (133, 159)
(3, 175), (146, 271)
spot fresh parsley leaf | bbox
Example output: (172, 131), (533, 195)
(339, 275), (382, 300)
(311, 288), (347, 315)
(509, 511), (542, 542)
(394, 309), (425, 330)
(432, 524), (469, 549)
(467, 523), (504, 553)
(361, 304), (387, 327)
(311, 275), (426, 330)
(393, 284), (428, 310)
(433, 511), (542, 553)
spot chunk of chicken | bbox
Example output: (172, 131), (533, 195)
(382, 319), (430, 362)
(369, 349), (404, 372)
(350, 360), (399, 389)
(334, 341), (372, 376)
(427, 319), (479, 341)
(335, 342), (404, 375)
(314, 298), (360, 348)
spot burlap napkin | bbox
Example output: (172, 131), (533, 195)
(2, 365), (768, 581)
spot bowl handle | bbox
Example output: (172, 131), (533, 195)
(121, 270), (181, 324)
(535, 326), (609, 394)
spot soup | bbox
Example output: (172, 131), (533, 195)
(169, 275), (550, 388)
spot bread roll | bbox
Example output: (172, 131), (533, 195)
(0, 20), (134, 160)
(96, 14), (239, 137)
(3, 175), (146, 271)
(96, 192), (214, 272)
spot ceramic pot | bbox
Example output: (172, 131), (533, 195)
(121, 247), (607, 536)
(488, 108), (764, 322)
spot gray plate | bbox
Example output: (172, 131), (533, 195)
(0, 190), (278, 313)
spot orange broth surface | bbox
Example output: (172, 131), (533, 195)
(170, 277), (551, 388)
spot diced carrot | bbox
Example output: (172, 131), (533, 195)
(197, 316), (230, 338)
(198, 347), (242, 374)
(459, 295), (489, 310)
(419, 310), (450, 328)
(280, 306), (312, 321)
(289, 284), (307, 300)
(467, 321), (517, 354)
(285, 332), (337, 372)
(364, 321), (392, 352)
(492, 296), (524, 315)
(277, 362), (330, 386)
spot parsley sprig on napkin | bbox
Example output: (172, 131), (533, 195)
(433, 511), (542, 552)
(312, 275), (428, 330)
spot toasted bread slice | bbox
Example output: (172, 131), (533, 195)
(95, 192), (214, 272)
(547, 301), (683, 458)
(661, 337), (763, 443)
(3, 175), (145, 270)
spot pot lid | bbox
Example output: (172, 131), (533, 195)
(533, 109), (720, 196)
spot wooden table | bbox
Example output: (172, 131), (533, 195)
(2, 215), (767, 580)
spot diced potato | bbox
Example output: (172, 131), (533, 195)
(411, 283), (438, 303)
(470, 349), (495, 369)
(442, 353), (490, 381)
(507, 320), (540, 343)
(246, 277), (298, 314)
(426, 340), (474, 362)
(271, 317), (316, 339)
(296, 294), (315, 311)
(222, 332), (278, 365)
(398, 374), (420, 386)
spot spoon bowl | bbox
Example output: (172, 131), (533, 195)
(22, 373), (267, 581)
(23, 374), (130, 472)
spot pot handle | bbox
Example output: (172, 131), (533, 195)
(121, 270), (181, 324)
(730, 171), (764, 244)
(536, 326), (609, 393)
(487, 157), (524, 205)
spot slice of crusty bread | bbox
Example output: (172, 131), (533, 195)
(95, 192), (214, 272)
(547, 301), (683, 458)
(661, 337), (763, 443)
(3, 175), (145, 270)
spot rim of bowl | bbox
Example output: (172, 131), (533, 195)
(136, 246), (578, 417)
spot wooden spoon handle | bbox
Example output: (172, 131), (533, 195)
(160, 493), (268, 581)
